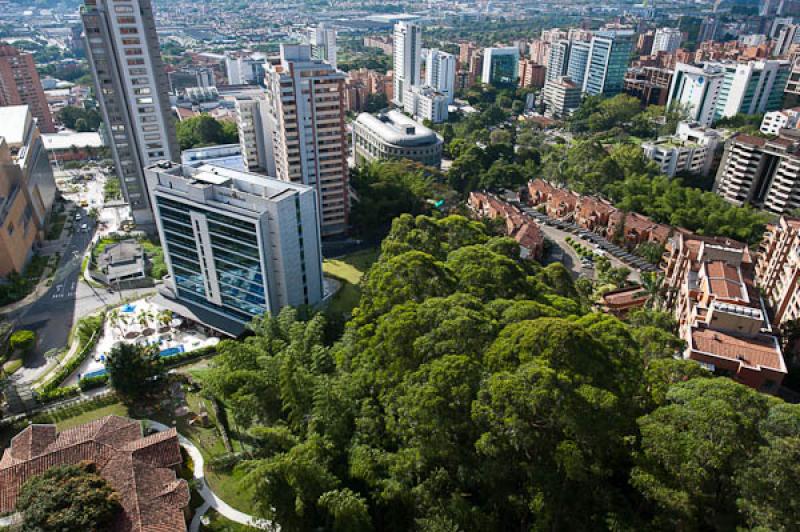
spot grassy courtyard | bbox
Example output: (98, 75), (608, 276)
(323, 247), (379, 318)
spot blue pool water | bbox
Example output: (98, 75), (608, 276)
(82, 368), (108, 379)
(159, 345), (185, 358)
(121, 304), (136, 313)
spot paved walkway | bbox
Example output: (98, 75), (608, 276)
(145, 420), (276, 531)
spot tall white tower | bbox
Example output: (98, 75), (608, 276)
(393, 21), (422, 106)
(308, 23), (337, 69)
(425, 49), (456, 103)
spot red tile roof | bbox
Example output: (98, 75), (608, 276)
(0, 416), (188, 532)
(691, 327), (786, 374)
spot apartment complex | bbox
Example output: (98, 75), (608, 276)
(663, 232), (786, 392)
(518, 59), (546, 88)
(642, 121), (723, 177)
(307, 24), (337, 69)
(546, 40), (571, 82)
(146, 161), (324, 336)
(0, 106), (57, 277)
(225, 52), (266, 85)
(393, 21), (421, 106)
(425, 49), (456, 103)
(760, 107), (800, 135)
(403, 84), (449, 123)
(482, 47), (520, 86)
(755, 216), (800, 327)
(352, 110), (443, 168)
(0, 44), (55, 133)
(542, 76), (581, 118)
(651, 27), (683, 54)
(713, 130), (800, 215)
(234, 95), (271, 174)
(258, 45), (348, 236)
(82, 0), (179, 229)
(668, 60), (790, 126)
(623, 66), (673, 106)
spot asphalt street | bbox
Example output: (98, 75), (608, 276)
(2, 208), (148, 385)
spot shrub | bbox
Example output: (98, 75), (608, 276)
(159, 345), (217, 368)
(79, 374), (109, 391)
(37, 385), (80, 403)
(10, 330), (36, 353)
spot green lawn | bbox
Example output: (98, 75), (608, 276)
(323, 248), (379, 318)
(30, 397), (130, 430)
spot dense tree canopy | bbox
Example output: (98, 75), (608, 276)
(16, 462), (121, 532)
(176, 114), (238, 150)
(105, 343), (164, 402)
(195, 213), (799, 531)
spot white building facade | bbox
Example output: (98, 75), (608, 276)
(651, 27), (683, 54)
(403, 85), (449, 123)
(393, 21), (422, 106)
(425, 49), (456, 103)
(146, 161), (324, 334)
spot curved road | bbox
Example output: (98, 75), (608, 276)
(145, 420), (276, 532)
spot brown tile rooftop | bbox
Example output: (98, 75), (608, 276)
(691, 327), (786, 373)
(0, 416), (189, 532)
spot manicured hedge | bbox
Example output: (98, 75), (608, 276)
(37, 385), (80, 403)
(160, 344), (217, 368)
(78, 374), (109, 391)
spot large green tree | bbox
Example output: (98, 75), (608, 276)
(16, 462), (121, 532)
(105, 343), (164, 401)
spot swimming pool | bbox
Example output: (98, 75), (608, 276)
(159, 345), (185, 358)
(121, 304), (136, 313)
(82, 368), (108, 379)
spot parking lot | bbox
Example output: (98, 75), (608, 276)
(508, 198), (661, 275)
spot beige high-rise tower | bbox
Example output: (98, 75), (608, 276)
(261, 45), (349, 236)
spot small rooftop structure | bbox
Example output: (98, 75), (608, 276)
(95, 240), (146, 286)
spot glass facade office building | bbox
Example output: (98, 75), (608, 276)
(146, 162), (324, 333)
(583, 32), (634, 96)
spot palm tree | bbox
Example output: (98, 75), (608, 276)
(108, 309), (120, 335)
(639, 272), (664, 309)
(157, 310), (172, 330)
(137, 310), (152, 330)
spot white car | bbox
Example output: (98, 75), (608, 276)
(81, 223), (88, 232)
(74, 213), (82, 221)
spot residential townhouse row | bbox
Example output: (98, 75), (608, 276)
(467, 192), (545, 261)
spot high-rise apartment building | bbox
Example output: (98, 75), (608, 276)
(308, 24), (337, 69)
(0, 105), (57, 277)
(0, 45), (55, 133)
(146, 161), (324, 336)
(755, 215), (800, 327)
(669, 60), (790, 126)
(82, 0), (178, 229)
(583, 31), (635, 96)
(482, 47), (520, 86)
(566, 40), (591, 88)
(518, 60), (545, 88)
(425, 49), (456, 103)
(234, 95), (272, 175)
(714, 130), (800, 215)
(393, 21), (422, 106)
(651, 28), (683, 55)
(225, 52), (267, 85)
(262, 45), (349, 236)
(546, 40), (571, 82)
(542, 76), (581, 118)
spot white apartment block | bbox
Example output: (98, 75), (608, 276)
(651, 27), (682, 54)
(82, 0), (178, 228)
(425, 49), (456, 103)
(642, 122), (722, 177)
(234, 95), (274, 175)
(262, 45), (349, 236)
(393, 21), (422, 106)
(760, 108), (800, 135)
(308, 24), (337, 69)
(403, 85), (449, 123)
(225, 52), (267, 85)
(146, 161), (323, 336)
(668, 61), (790, 127)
